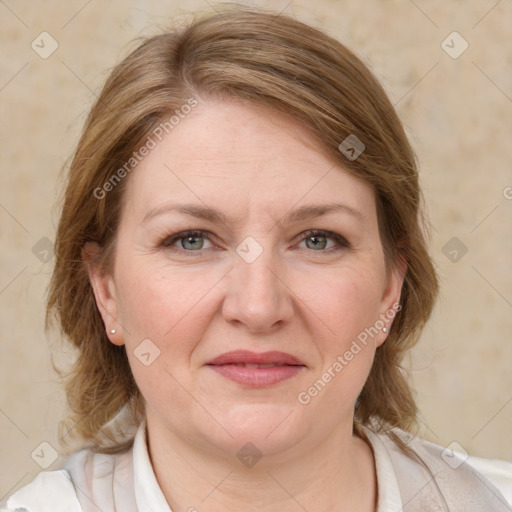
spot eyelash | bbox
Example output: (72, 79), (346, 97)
(160, 229), (351, 256)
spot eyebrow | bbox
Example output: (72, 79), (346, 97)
(142, 201), (366, 225)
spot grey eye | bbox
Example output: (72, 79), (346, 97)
(180, 234), (205, 250)
(163, 230), (214, 251)
(305, 234), (329, 250)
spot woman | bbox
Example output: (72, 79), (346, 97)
(2, 6), (511, 512)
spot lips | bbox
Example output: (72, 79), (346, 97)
(206, 350), (305, 367)
(206, 350), (306, 387)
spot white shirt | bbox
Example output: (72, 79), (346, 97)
(2, 418), (511, 511)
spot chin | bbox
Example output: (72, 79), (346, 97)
(204, 402), (306, 459)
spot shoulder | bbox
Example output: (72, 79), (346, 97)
(0, 468), (81, 512)
(0, 446), (134, 512)
(380, 428), (512, 510)
(466, 454), (512, 506)
(411, 432), (512, 506)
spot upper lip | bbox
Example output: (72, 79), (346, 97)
(206, 350), (305, 366)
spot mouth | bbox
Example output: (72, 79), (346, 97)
(220, 363), (284, 368)
(206, 350), (306, 387)
(206, 350), (305, 366)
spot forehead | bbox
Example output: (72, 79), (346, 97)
(123, 98), (376, 222)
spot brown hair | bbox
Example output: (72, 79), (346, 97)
(47, 6), (438, 453)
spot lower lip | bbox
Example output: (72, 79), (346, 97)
(207, 364), (305, 387)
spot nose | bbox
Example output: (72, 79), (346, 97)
(221, 247), (295, 333)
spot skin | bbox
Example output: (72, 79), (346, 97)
(85, 98), (404, 512)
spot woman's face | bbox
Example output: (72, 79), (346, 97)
(88, 98), (403, 462)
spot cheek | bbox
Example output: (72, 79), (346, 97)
(307, 262), (385, 344)
(114, 257), (224, 392)
(300, 265), (385, 397)
(115, 260), (215, 415)
(115, 257), (210, 338)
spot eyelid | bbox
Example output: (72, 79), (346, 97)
(161, 229), (216, 249)
(160, 228), (351, 255)
(297, 229), (350, 248)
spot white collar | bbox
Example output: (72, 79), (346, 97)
(362, 427), (404, 512)
(133, 417), (173, 511)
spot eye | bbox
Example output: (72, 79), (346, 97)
(297, 230), (351, 252)
(162, 230), (215, 252)
(160, 229), (351, 255)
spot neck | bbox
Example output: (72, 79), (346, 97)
(146, 416), (377, 512)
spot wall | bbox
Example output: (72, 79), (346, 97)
(1, 0), (511, 498)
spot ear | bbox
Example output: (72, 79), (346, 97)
(82, 242), (124, 346)
(376, 254), (407, 347)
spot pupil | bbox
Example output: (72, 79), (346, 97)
(309, 236), (326, 250)
(184, 236), (202, 250)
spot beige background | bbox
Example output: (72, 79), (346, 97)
(1, 0), (511, 499)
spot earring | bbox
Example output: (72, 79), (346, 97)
(110, 329), (116, 334)
(382, 327), (388, 333)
